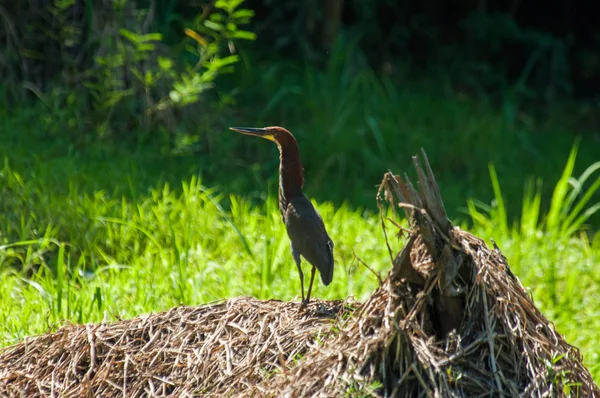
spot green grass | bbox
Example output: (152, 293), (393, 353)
(0, 131), (599, 382)
(5, 42), (599, 223)
(0, 156), (389, 343)
(467, 148), (600, 376)
(226, 46), (600, 218)
(1, 44), (599, 382)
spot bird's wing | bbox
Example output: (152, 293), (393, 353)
(285, 198), (334, 285)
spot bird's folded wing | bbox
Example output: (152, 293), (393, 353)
(285, 202), (334, 284)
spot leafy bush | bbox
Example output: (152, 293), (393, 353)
(467, 145), (600, 307)
(245, 0), (596, 105)
(0, 0), (255, 138)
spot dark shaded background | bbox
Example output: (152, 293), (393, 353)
(4, 0), (599, 100)
(1, 0), (598, 221)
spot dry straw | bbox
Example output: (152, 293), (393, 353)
(1, 150), (598, 397)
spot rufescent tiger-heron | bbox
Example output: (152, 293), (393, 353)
(229, 126), (334, 306)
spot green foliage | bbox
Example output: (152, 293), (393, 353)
(246, 1), (584, 105)
(467, 144), (600, 243)
(465, 147), (600, 375)
(226, 42), (599, 215)
(84, 0), (255, 134)
(546, 145), (600, 237)
(1, 1), (598, 384)
(458, 12), (571, 101)
(0, 158), (388, 343)
(0, 0), (84, 101)
(0, 0), (255, 137)
(0, 117), (599, 382)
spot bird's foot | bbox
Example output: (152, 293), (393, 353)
(299, 298), (310, 311)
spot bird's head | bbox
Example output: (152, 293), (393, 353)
(229, 126), (294, 146)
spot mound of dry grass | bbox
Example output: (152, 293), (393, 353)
(0, 298), (356, 396)
(1, 151), (598, 397)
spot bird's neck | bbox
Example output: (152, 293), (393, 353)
(276, 135), (304, 205)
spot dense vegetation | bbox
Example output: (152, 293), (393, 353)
(1, 0), (599, 382)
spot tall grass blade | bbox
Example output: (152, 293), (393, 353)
(546, 144), (578, 233)
(200, 186), (254, 259)
(520, 178), (542, 236)
(563, 171), (600, 236)
(56, 244), (65, 316)
(488, 164), (508, 234)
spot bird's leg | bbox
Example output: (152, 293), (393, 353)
(305, 266), (317, 305)
(292, 247), (305, 303)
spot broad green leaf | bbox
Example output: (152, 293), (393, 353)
(230, 30), (256, 40)
(204, 20), (223, 32)
(158, 56), (173, 70)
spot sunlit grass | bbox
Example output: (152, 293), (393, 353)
(466, 145), (600, 379)
(230, 44), (600, 216)
(0, 161), (390, 345)
(1, 44), (599, 382)
(1, 144), (599, 383)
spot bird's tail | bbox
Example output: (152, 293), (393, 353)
(319, 261), (333, 286)
(320, 241), (334, 285)
(320, 266), (333, 286)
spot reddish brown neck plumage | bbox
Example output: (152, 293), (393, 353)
(274, 129), (304, 206)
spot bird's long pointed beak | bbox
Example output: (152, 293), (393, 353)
(229, 127), (269, 136)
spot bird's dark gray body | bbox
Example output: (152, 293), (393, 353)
(283, 195), (334, 286)
(230, 125), (334, 304)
